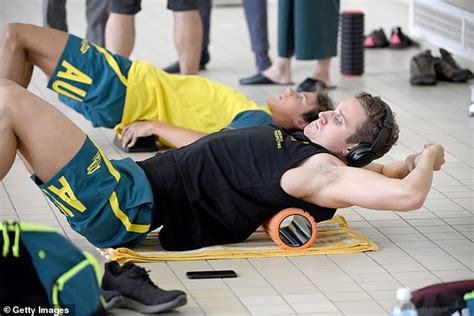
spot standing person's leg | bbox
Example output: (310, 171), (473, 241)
(168, 0), (203, 75)
(295, 0), (339, 92)
(86, 0), (109, 47)
(174, 11), (202, 75)
(309, 58), (333, 88)
(0, 23), (67, 87)
(105, 0), (141, 57)
(42, 0), (68, 32)
(105, 14), (135, 57)
(239, 0), (272, 84)
(245, 0), (293, 85)
(244, 0), (271, 72)
(163, 0), (211, 74)
(199, 0), (212, 66)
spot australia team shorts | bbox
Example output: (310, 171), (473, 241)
(32, 137), (154, 248)
(47, 35), (132, 129)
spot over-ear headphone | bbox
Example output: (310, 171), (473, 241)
(346, 104), (393, 167)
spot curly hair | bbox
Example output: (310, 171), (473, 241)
(301, 90), (335, 123)
(346, 92), (400, 159)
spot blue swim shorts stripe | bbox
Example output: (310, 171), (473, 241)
(89, 138), (150, 234)
(47, 35), (132, 129)
(91, 44), (128, 86)
(32, 136), (154, 248)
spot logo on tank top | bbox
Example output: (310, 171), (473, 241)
(289, 135), (309, 145)
(274, 130), (284, 149)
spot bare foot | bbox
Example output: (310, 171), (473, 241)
(262, 58), (292, 84)
(312, 59), (333, 87)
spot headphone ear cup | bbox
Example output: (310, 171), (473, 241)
(347, 144), (376, 167)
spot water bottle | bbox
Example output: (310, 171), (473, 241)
(390, 288), (418, 316)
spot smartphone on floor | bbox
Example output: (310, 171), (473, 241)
(186, 270), (237, 279)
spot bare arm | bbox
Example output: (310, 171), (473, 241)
(364, 144), (439, 179)
(364, 161), (409, 179)
(121, 121), (207, 148)
(284, 145), (445, 211)
(364, 152), (420, 179)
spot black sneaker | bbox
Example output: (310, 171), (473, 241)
(102, 261), (187, 314)
(101, 289), (124, 310)
(437, 48), (471, 82)
(163, 49), (210, 74)
(389, 26), (417, 49)
(410, 50), (437, 85)
(364, 28), (389, 48)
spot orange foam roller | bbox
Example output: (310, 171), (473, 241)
(262, 207), (317, 250)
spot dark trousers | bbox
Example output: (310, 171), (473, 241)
(42, 0), (108, 46)
(278, 0), (339, 60)
(199, 0), (212, 51)
(243, 0), (269, 55)
(199, 0), (269, 56)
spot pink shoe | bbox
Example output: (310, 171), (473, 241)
(364, 28), (389, 48)
(389, 26), (418, 49)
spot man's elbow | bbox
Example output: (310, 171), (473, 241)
(395, 191), (427, 211)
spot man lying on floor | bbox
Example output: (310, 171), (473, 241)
(0, 23), (334, 149)
(0, 79), (445, 250)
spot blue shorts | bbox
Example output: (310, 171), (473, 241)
(32, 137), (154, 248)
(47, 35), (132, 129)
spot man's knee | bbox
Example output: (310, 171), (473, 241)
(0, 85), (14, 119)
(0, 79), (22, 109)
(0, 78), (19, 89)
(0, 82), (28, 125)
(0, 23), (24, 47)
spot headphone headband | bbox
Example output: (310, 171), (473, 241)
(346, 104), (393, 167)
(370, 105), (393, 155)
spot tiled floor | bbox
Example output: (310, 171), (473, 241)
(1, 0), (473, 315)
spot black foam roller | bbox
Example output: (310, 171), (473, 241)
(340, 11), (365, 76)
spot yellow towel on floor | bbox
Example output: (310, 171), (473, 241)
(100, 216), (378, 263)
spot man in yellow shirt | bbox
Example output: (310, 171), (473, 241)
(0, 23), (333, 149)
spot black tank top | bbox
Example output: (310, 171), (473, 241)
(138, 125), (336, 250)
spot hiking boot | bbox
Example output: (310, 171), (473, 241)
(434, 57), (467, 82)
(389, 26), (417, 49)
(163, 49), (210, 74)
(437, 48), (471, 82)
(364, 28), (389, 48)
(410, 50), (437, 85)
(102, 261), (187, 314)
